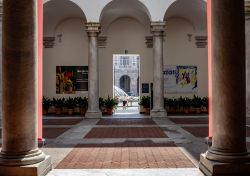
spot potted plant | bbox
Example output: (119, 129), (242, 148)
(138, 96), (151, 114)
(177, 96), (185, 113)
(99, 97), (106, 113)
(73, 97), (80, 114)
(66, 97), (75, 115)
(183, 97), (191, 114)
(55, 98), (64, 115)
(78, 97), (88, 115)
(61, 98), (68, 114)
(104, 96), (118, 115)
(201, 97), (208, 113)
(192, 95), (203, 114)
(42, 97), (51, 115)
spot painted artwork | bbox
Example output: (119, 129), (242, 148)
(163, 65), (197, 93)
(56, 66), (88, 94)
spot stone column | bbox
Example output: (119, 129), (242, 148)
(150, 22), (167, 118)
(199, 0), (250, 175)
(85, 23), (102, 118)
(0, 1), (51, 176)
(246, 3), (250, 122)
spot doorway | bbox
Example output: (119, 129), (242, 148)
(113, 54), (140, 115)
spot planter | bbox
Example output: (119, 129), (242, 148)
(74, 107), (80, 114)
(189, 106), (195, 113)
(195, 107), (201, 114)
(62, 107), (68, 114)
(183, 107), (189, 114)
(201, 106), (208, 113)
(145, 107), (150, 114)
(169, 107), (176, 114)
(48, 106), (55, 114)
(140, 106), (145, 114)
(43, 108), (49, 115)
(68, 109), (74, 115)
(80, 107), (87, 115)
(106, 108), (113, 115)
(55, 108), (62, 115)
(178, 106), (184, 113)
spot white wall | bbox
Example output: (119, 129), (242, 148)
(43, 18), (88, 98)
(99, 17), (153, 98)
(164, 18), (208, 98)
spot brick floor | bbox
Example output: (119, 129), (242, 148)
(169, 118), (208, 124)
(96, 118), (156, 125)
(43, 128), (70, 138)
(84, 127), (167, 138)
(43, 119), (82, 125)
(56, 141), (194, 169)
(182, 127), (208, 138)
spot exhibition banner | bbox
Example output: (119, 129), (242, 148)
(56, 66), (88, 94)
(163, 65), (197, 93)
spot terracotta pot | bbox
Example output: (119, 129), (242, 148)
(145, 108), (150, 114)
(74, 107), (80, 114)
(201, 106), (208, 113)
(178, 106), (184, 113)
(195, 107), (201, 114)
(80, 107), (86, 115)
(68, 109), (74, 115)
(62, 107), (68, 114)
(43, 108), (48, 115)
(169, 107), (176, 114)
(55, 108), (62, 115)
(106, 108), (113, 115)
(183, 107), (189, 114)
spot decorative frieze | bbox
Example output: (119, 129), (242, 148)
(195, 36), (207, 48)
(43, 37), (55, 48)
(151, 22), (166, 36)
(145, 36), (153, 48)
(98, 36), (107, 48)
(85, 22), (101, 37)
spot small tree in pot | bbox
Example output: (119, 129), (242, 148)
(42, 97), (51, 115)
(78, 97), (88, 115)
(139, 96), (151, 114)
(105, 96), (118, 115)
(66, 97), (75, 115)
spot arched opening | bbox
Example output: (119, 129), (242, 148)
(120, 75), (131, 93)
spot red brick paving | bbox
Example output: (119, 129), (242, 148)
(97, 118), (156, 125)
(43, 119), (82, 125)
(84, 127), (167, 138)
(182, 127), (208, 138)
(169, 118), (208, 124)
(56, 141), (194, 169)
(43, 128), (70, 138)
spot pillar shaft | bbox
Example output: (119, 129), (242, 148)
(150, 22), (167, 118)
(85, 23), (102, 118)
(0, 0), (48, 167)
(199, 0), (250, 175)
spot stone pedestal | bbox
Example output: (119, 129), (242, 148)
(85, 23), (102, 119)
(199, 1), (250, 175)
(150, 22), (167, 118)
(0, 1), (51, 175)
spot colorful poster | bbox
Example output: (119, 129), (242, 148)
(163, 65), (197, 93)
(56, 66), (88, 94)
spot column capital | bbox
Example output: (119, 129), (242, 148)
(151, 21), (166, 36)
(85, 22), (101, 37)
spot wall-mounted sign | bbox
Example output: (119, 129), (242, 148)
(142, 83), (149, 93)
(56, 66), (88, 94)
(163, 65), (197, 93)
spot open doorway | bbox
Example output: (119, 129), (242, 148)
(113, 54), (140, 115)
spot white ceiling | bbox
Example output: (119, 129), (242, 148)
(165, 0), (207, 33)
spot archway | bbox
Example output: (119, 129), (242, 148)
(120, 75), (131, 93)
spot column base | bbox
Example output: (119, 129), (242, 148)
(85, 110), (102, 118)
(199, 153), (250, 176)
(150, 109), (167, 118)
(0, 155), (52, 176)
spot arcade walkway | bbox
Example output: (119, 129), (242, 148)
(37, 114), (208, 175)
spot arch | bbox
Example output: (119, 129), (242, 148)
(164, 0), (207, 33)
(44, 0), (87, 36)
(99, 0), (152, 35)
(120, 75), (131, 94)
